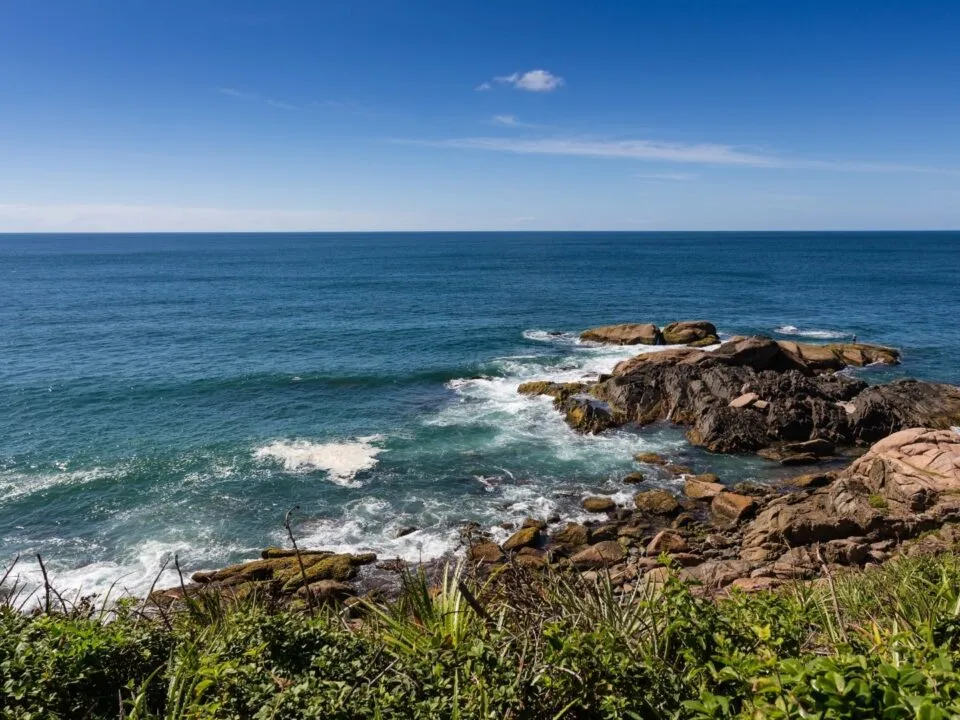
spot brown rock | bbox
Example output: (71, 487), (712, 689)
(664, 464), (694, 476)
(502, 526), (540, 552)
(570, 541), (626, 569)
(668, 553), (705, 567)
(296, 579), (353, 603)
(780, 453), (819, 466)
(580, 323), (662, 346)
(787, 472), (834, 489)
(622, 471), (646, 484)
(522, 517), (547, 530)
(634, 452), (668, 465)
(634, 489), (681, 515)
(551, 522), (589, 547)
(646, 530), (690, 555)
(468, 542), (504, 564)
(688, 559), (757, 588)
(661, 320), (719, 346)
(642, 566), (694, 590)
(711, 492), (756, 523)
(783, 438), (836, 456)
(684, 477), (725, 500)
(582, 496), (616, 513)
(729, 577), (781, 593)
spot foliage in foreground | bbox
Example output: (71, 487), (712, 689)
(2, 553), (960, 719)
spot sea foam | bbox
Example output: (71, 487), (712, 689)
(253, 436), (385, 486)
(775, 325), (849, 340)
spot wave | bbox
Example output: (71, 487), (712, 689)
(253, 436), (386, 486)
(775, 325), (849, 340)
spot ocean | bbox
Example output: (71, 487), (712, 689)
(1, 231), (958, 599)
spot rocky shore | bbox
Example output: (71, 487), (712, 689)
(155, 322), (960, 609)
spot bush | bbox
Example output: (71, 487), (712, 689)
(1, 553), (960, 718)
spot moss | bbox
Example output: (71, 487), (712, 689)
(280, 554), (359, 593)
(868, 494), (889, 510)
(517, 380), (557, 396)
(502, 526), (541, 552)
(634, 452), (668, 465)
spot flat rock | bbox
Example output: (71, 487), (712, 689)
(684, 477), (725, 500)
(580, 323), (662, 346)
(582, 496), (616, 513)
(570, 541), (626, 569)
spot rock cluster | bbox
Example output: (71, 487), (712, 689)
(534, 335), (960, 458)
(580, 320), (719, 347)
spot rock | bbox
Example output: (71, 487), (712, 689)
(582, 496), (616, 513)
(469, 542), (505, 564)
(668, 553), (705, 567)
(646, 530), (690, 555)
(634, 489), (681, 516)
(711, 492), (756, 523)
(729, 577), (781, 593)
(642, 566), (694, 590)
(566, 333), (955, 457)
(502, 526), (541, 552)
(570, 541), (626, 569)
(634, 452), (668, 465)
(551, 522), (589, 547)
(780, 453), (819, 466)
(672, 512), (696, 528)
(514, 552), (547, 569)
(688, 559), (757, 588)
(729, 392), (759, 409)
(661, 321), (719, 346)
(622, 471), (646, 484)
(522, 517), (547, 530)
(558, 396), (619, 434)
(684, 477), (725, 500)
(588, 524), (619, 542)
(664, 464), (694, 476)
(753, 400), (770, 411)
(260, 547), (331, 560)
(580, 323), (662, 346)
(517, 381), (586, 399)
(783, 438), (836, 456)
(296, 579), (353, 603)
(787, 472), (834, 489)
(395, 526), (418, 538)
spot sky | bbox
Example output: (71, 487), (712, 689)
(1, 0), (959, 232)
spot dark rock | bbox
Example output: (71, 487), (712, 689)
(395, 526), (418, 538)
(622, 471), (646, 484)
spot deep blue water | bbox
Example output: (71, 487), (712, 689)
(1, 231), (958, 598)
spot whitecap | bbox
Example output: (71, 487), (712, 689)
(253, 437), (385, 486)
(775, 325), (849, 340)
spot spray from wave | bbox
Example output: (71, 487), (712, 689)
(253, 436), (385, 486)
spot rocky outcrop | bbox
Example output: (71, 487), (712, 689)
(580, 323), (662, 345)
(570, 336), (959, 456)
(579, 320), (718, 347)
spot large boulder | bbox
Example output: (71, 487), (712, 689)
(570, 541), (626, 569)
(580, 323), (662, 346)
(661, 321), (719, 347)
(742, 428), (960, 550)
(634, 489), (681, 516)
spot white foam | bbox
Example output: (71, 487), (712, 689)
(0, 466), (113, 506)
(775, 325), (849, 340)
(253, 436), (385, 486)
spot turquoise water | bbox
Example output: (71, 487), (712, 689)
(1, 231), (958, 598)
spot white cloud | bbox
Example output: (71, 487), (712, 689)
(482, 69), (564, 92)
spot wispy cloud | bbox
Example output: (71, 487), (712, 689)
(217, 87), (300, 110)
(417, 137), (778, 166)
(636, 172), (698, 181)
(407, 136), (960, 175)
(477, 69), (565, 92)
(490, 114), (535, 128)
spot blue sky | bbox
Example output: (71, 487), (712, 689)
(1, 0), (959, 231)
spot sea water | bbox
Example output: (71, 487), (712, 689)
(1, 231), (958, 599)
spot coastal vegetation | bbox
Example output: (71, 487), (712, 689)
(3, 549), (960, 718)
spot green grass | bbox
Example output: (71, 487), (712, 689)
(3, 552), (960, 719)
